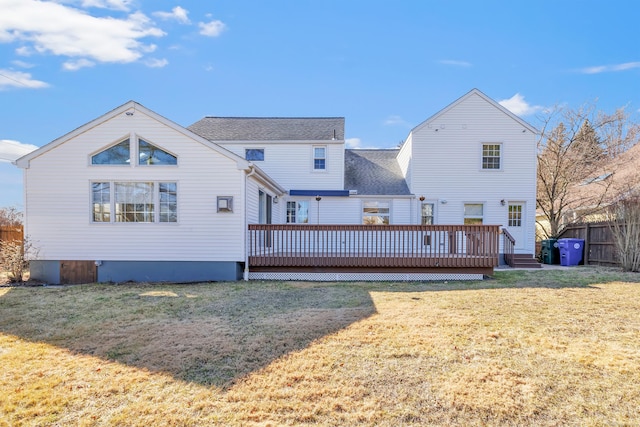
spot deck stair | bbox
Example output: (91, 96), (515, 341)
(510, 254), (542, 268)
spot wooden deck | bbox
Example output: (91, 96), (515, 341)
(248, 224), (500, 275)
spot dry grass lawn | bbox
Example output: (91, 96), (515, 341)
(1, 266), (640, 426)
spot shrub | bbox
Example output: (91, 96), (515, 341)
(0, 237), (37, 283)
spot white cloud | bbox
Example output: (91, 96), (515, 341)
(55, 0), (133, 12)
(0, 69), (49, 90)
(0, 140), (39, 162)
(198, 20), (226, 37)
(499, 93), (543, 116)
(579, 61), (640, 74)
(144, 57), (168, 68)
(0, 0), (165, 68)
(11, 60), (34, 68)
(15, 46), (33, 56)
(153, 6), (190, 24)
(437, 59), (472, 67)
(346, 138), (361, 149)
(63, 58), (95, 70)
(383, 115), (410, 127)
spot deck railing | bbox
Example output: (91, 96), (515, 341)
(248, 224), (500, 269)
(502, 228), (515, 267)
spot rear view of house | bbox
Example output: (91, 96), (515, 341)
(16, 89), (538, 284)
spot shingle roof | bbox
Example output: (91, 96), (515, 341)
(345, 149), (411, 195)
(187, 117), (345, 141)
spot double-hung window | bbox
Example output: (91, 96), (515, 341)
(464, 203), (484, 225)
(482, 143), (501, 170)
(313, 146), (326, 170)
(421, 203), (435, 225)
(286, 201), (309, 223)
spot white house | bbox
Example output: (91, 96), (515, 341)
(16, 89), (538, 284)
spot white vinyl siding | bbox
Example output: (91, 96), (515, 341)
(23, 109), (246, 262)
(218, 141), (344, 191)
(406, 91), (537, 254)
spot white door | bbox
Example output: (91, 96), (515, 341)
(506, 202), (526, 252)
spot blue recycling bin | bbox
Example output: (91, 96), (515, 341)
(557, 238), (585, 266)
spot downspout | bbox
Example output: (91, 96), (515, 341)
(243, 165), (257, 281)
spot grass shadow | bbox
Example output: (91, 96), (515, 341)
(0, 281), (376, 389)
(1, 267), (638, 390)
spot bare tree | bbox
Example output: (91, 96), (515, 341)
(0, 207), (23, 226)
(606, 196), (640, 272)
(536, 104), (639, 238)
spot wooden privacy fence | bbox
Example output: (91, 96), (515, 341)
(0, 225), (23, 244)
(248, 224), (500, 269)
(559, 221), (617, 266)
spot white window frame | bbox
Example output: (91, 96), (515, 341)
(463, 203), (484, 225)
(286, 200), (309, 224)
(245, 148), (265, 161)
(91, 181), (178, 223)
(421, 201), (436, 225)
(362, 200), (390, 225)
(90, 134), (178, 167)
(508, 203), (523, 227)
(312, 145), (327, 171)
(481, 143), (502, 171)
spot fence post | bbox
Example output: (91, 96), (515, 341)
(584, 223), (590, 265)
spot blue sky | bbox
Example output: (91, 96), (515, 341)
(1, 0), (639, 209)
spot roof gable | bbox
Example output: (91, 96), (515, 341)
(345, 149), (411, 195)
(188, 117), (345, 141)
(411, 88), (538, 135)
(15, 101), (250, 169)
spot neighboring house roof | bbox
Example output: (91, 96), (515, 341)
(345, 149), (411, 195)
(411, 88), (539, 135)
(572, 141), (640, 208)
(188, 117), (345, 141)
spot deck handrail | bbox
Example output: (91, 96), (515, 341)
(502, 228), (515, 267)
(248, 224), (500, 269)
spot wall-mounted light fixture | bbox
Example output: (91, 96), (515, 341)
(440, 200), (447, 204)
(500, 199), (506, 206)
(217, 196), (233, 212)
(273, 196), (279, 204)
(419, 195), (425, 202)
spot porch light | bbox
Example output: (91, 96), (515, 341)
(501, 199), (506, 206)
(419, 195), (425, 202)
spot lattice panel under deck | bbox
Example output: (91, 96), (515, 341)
(248, 272), (484, 282)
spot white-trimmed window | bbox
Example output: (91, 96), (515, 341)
(286, 201), (309, 223)
(313, 146), (326, 170)
(138, 140), (177, 165)
(464, 203), (484, 225)
(482, 143), (501, 170)
(245, 148), (264, 161)
(92, 139), (130, 165)
(421, 202), (435, 225)
(91, 137), (177, 166)
(508, 203), (523, 227)
(92, 181), (177, 223)
(363, 200), (390, 225)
